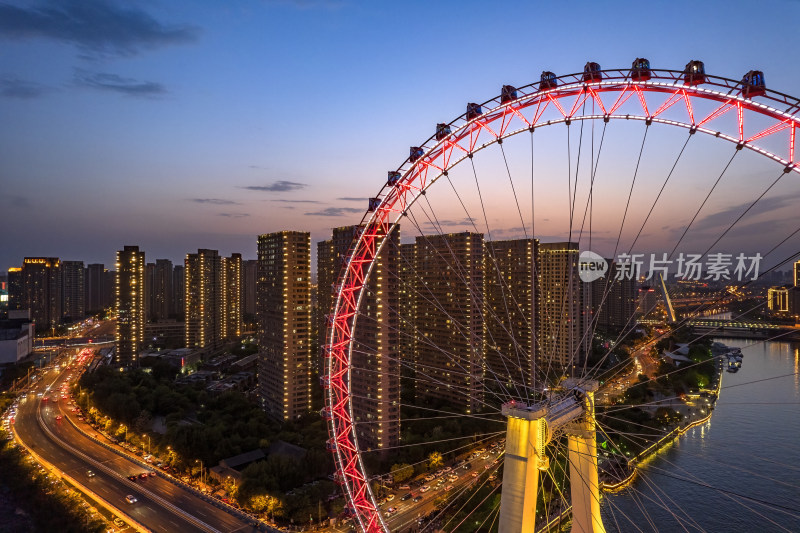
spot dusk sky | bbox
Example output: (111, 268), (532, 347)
(2, 0), (800, 272)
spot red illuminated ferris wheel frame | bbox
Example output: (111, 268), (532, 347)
(322, 65), (800, 533)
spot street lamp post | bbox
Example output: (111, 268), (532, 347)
(143, 434), (150, 456)
(196, 459), (204, 486)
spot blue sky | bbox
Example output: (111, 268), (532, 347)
(2, 0), (800, 271)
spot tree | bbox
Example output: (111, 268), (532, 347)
(390, 463), (414, 483)
(427, 451), (443, 471)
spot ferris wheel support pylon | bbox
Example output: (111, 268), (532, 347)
(498, 380), (603, 533)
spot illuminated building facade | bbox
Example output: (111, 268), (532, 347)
(185, 249), (223, 349)
(257, 232), (312, 421)
(536, 243), (586, 371)
(7, 268), (23, 312)
(222, 253), (242, 339)
(484, 239), (537, 389)
(590, 261), (638, 332)
(767, 286), (791, 313)
(61, 260), (85, 321)
(413, 232), (484, 413)
(316, 238), (335, 374)
(330, 225), (400, 451)
(146, 259), (173, 321)
(20, 257), (62, 329)
(116, 246), (145, 367)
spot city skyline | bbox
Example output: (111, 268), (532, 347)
(3, 0), (800, 270)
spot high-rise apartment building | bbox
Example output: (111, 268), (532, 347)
(185, 249), (222, 349)
(316, 238), (335, 374)
(484, 239), (537, 390)
(172, 265), (185, 320)
(414, 232), (484, 413)
(20, 258), (62, 330)
(398, 242), (416, 367)
(242, 259), (258, 318)
(590, 261), (638, 332)
(257, 232), (312, 421)
(61, 260), (85, 321)
(116, 246), (145, 367)
(536, 242), (585, 372)
(152, 259), (174, 320)
(222, 253), (242, 339)
(85, 263), (107, 313)
(7, 268), (23, 312)
(329, 225), (401, 451)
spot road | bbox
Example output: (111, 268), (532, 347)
(327, 446), (504, 533)
(13, 350), (263, 533)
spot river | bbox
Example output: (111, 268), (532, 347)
(602, 338), (800, 532)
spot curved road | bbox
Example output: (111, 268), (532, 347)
(14, 359), (262, 533)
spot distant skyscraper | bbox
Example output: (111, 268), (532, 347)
(414, 232), (484, 413)
(590, 261), (638, 332)
(242, 259), (258, 318)
(20, 257), (62, 329)
(61, 260), (85, 321)
(85, 264), (106, 313)
(398, 242), (416, 368)
(258, 231), (312, 421)
(152, 259), (174, 320)
(172, 265), (185, 320)
(484, 239), (537, 389)
(103, 269), (116, 309)
(536, 242), (585, 372)
(222, 253), (242, 339)
(7, 268), (22, 312)
(116, 246), (145, 367)
(185, 249), (222, 349)
(330, 225), (401, 451)
(316, 238), (335, 374)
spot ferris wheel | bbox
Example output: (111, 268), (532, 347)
(323, 59), (800, 533)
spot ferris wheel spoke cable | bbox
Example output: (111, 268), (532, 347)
(467, 156), (533, 401)
(574, 227), (800, 395)
(592, 422), (705, 532)
(577, 131), (693, 382)
(403, 205), (532, 402)
(607, 428), (800, 530)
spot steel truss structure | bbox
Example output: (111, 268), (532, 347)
(323, 66), (800, 533)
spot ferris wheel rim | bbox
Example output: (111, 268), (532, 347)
(324, 67), (800, 533)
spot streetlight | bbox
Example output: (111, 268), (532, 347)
(196, 459), (204, 486)
(142, 434), (150, 456)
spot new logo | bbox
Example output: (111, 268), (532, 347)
(579, 251), (608, 283)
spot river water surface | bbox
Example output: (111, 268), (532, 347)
(602, 338), (800, 532)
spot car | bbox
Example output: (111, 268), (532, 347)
(55, 415), (62, 421)
(420, 485), (430, 493)
(113, 517), (124, 527)
(443, 466), (452, 473)
(445, 485), (454, 491)
(484, 464), (492, 470)
(482, 454), (490, 460)
(125, 495), (138, 504)
(42, 397), (49, 402)
(398, 484), (410, 490)
(400, 493), (413, 501)
(386, 494), (395, 501)
(472, 472), (479, 477)
(463, 462), (471, 470)
(87, 470), (95, 478)
(413, 496), (423, 503)
(386, 507), (397, 514)
(128, 475), (138, 482)
(148, 471), (156, 477)
(424, 474), (435, 482)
